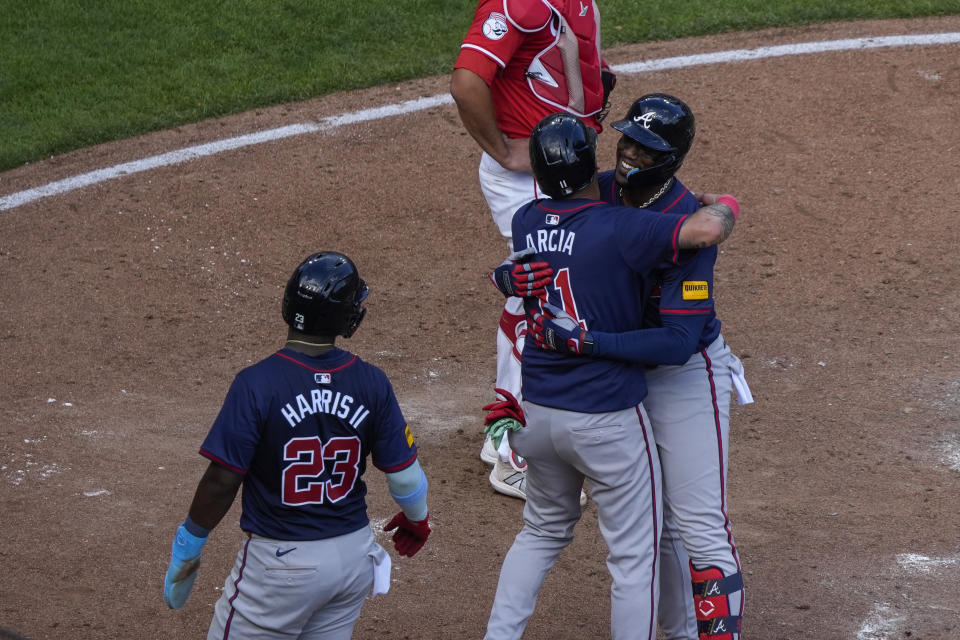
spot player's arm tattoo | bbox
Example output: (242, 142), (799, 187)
(682, 203), (737, 249)
(705, 203), (736, 243)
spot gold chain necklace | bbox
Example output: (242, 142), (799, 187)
(621, 178), (673, 209)
(286, 339), (333, 347)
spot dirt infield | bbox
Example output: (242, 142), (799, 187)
(2, 15), (960, 640)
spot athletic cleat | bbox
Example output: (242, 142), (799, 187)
(489, 459), (589, 507)
(480, 434), (498, 466)
(489, 458), (527, 499)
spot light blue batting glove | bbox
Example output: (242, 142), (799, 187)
(163, 521), (208, 609)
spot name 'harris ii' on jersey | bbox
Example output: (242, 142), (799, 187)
(280, 385), (371, 430)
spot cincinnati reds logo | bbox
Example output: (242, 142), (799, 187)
(515, 319), (527, 341)
(482, 13), (508, 40)
(512, 319), (527, 361)
(633, 112), (658, 128)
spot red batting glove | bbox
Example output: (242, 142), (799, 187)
(384, 512), (431, 558)
(509, 260), (553, 297)
(490, 249), (554, 298)
(481, 387), (525, 426)
(527, 304), (594, 355)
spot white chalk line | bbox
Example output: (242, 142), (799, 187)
(857, 553), (960, 638)
(1, 31), (958, 212)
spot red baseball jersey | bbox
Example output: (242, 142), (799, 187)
(455, 0), (605, 138)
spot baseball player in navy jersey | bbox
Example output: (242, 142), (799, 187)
(162, 251), (431, 640)
(483, 113), (738, 640)
(451, 0), (616, 499)
(526, 95), (752, 640)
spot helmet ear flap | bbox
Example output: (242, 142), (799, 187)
(586, 125), (598, 149)
(340, 279), (369, 338)
(626, 151), (678, 189)
(340, 307), (366, 338)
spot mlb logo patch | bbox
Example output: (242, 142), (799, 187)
(545, 214), (560, 225)
(314, 373), (332, 384)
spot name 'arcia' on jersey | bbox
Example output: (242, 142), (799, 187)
(281, 389), (371, 430)
(523, 228), (576, 256)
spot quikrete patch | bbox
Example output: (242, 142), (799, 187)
(682, 281), (709, 300)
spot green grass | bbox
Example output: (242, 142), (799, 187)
(0, 0), (957, 171)
(601, 0), (959, 43)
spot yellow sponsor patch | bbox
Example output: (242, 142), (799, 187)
(404, 425), (414, 447)
(682, 281), (709, 300)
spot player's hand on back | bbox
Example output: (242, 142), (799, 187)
(696, 193), (740, 220)
(490, 248), (554, 298)
(528, 303), (595, 356)
(695, 192), (718, 205)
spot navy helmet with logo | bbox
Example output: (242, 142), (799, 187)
(282, 252), (368, 338)
(529, 112), (598, 199)
(611, 93), (695, 188)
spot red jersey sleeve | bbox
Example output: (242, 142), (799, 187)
(454, 47), (501, 86)
(455, 0), (528, 80)
(454, 0), (604, 138)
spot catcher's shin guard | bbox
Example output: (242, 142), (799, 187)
(690, 564), (743, 639)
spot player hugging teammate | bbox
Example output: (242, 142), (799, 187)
(487, 99), (752, 640)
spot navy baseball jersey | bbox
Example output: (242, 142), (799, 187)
(200, 347), (418, 541)
(512, 197), (689, 412)
(598, 171), (721, 354)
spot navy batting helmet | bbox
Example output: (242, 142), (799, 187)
(282, 251), (368, 338)
(529, 113), (598, 199)
(611, 93), (695, 188)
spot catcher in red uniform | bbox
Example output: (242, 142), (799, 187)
(450, 0), (615, 500)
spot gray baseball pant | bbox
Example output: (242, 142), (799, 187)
(207, 526), (384, 640)
(647, 336), (745, 639)
(484, 401), (662, 640)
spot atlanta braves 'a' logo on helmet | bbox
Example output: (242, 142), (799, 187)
(613, 93), (696, 188)
(633, 111), (659, 128)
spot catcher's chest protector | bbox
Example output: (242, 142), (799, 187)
(526, 0), (604, 116)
